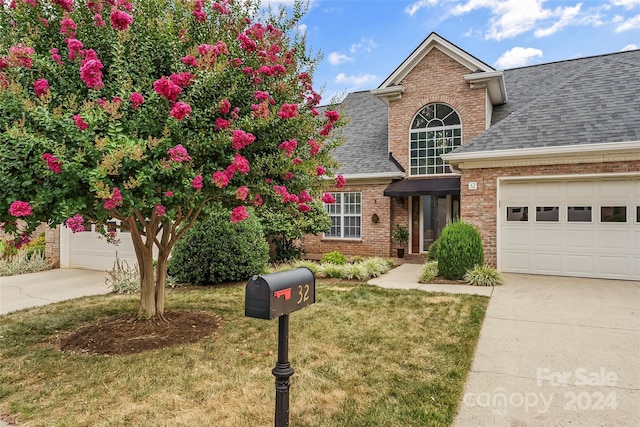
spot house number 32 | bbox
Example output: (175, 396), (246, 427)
(297, 284), (310, 304)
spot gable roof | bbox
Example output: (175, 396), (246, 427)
(446, 49), (640, 158)
(332, 91), (403, 178)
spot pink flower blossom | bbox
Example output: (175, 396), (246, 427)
(170, 102), (191, 120)
(212, 171), (229, 188)
(42, 153), (62, 173)
(87, 0), (103, 13)
(232, 153), (250, 174)
(130, 92), (144, 109)
(219, 98), (231, 114)
(39, 17), (49, 27)
(9, 201), (33, 217)
(153, 76), (182, 101)
(335, 174), (347, 188)
(212, 0), (230, 14)
(278, 139), (297, 157)
(308, 139), (320, 156)
(251, 102), (269, 119)
(52, 0), (73, 12)
(34, 78), (49, 97)
(110, 8), (133, 30)
(170, 72), (194, 87)
(251, 193), (263, 207)
(66, 38), (83, 60)
(65, 214), (85, 233)
(155, 204), (166, 216)
(93, 13), (106, 26)
(231, 129), (256, 150)
(282, 172), (294, 180)
(60, 16), (77, 37)
(191, 175), (203, 189)
(273, 185), (287, 196)
(293, 157), (302, 165)
(8, 44), (35, 68)
(72, 114), (88, 130)
(277, 103), (298, 119)
(254, 90), (269, 101)
(299, 190), (313, 203)
(192, 0), (206, 22)
(319, 123), (333, 136)
(216, 117), (230, 130)
(316, 165), (326, 176)
(50, 48), (63, 65)
(224, 164), (236, 180)
(325, 110), (339, 123)
(103, 187), (123, 210)
(167, 144), (192, 162)
(284, 193), (299, 203)
(181, 55), (197, 67)
(297, 203), (311, 212)
(235, 186), (249, 201)
(230, 206), (248, 223)
(322, 193), (336, 204)
(80, 57), (104, 89)
(165, 191), (174, 197)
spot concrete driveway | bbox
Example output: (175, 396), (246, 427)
(453, 273), (640, 426)
(0, 269), (109, 315)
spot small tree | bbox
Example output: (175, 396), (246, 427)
(0, 0), (344, 319)
(436, 221), (484, 280)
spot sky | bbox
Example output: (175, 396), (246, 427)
(264, 0), (640, 102)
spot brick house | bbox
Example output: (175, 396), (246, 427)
(303, 33), (640, 280)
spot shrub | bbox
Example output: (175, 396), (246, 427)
(321, 251), (347, 265)
(168, 210), (269, 285)
(437, 221), (484, 280)
(321, 263), (344, 278)
(418, 261), (439, 283)
(360, 257), (393, 277)
(464, 265), (504, 286)
(293, 259), (322, 274)
(0, 248), (52, 276)
(25, 233), (46, 258)
(427, 239), (439, 261)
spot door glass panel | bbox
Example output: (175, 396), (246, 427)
(568, 206), (592, 222)
(507, 207), (528, 221)
(422, 196), (435, 250)
(535, 206), (559, 222)
(637, 206), (640, 223)
(435, 197), (448, 238)
(601, 206), (626, 223)
(411, 197), (420, 254)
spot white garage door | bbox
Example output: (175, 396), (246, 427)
(499, 177), (640, 280)
(61, 220), (139, 271)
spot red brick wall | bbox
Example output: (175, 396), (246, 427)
(388, 47), (487, 171)
(460, 161), (640, 267)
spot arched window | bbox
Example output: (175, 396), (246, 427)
(409, 103), (462, 175)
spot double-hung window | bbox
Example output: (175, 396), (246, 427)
(324, 192), (361, 239)
(410, 103), (462, 176)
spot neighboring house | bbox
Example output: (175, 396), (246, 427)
(304, 32), (640, 281)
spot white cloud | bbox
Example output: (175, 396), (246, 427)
(296, 24), (307, 34)
(350, 37), (378, 54)
(616, 14), (640, 31)
(328, 52), (353, 65)
(335, 73), (377, 86)
(494, 47), (543, 68)
(405, 0), (439, 17)
(610, 0), (640, 9)
(449, 0), (587, 41)
(621, 43), (639, 50)
(534, 4), (582, 37)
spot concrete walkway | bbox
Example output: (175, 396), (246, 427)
(0, 268), (109, 315)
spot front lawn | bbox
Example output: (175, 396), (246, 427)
(0, 282), (488, 426)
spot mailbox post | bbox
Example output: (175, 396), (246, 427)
(245, 268), (315, 427)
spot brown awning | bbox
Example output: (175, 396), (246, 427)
(383, 177), (460, 197)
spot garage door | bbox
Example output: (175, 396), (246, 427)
(499, 177), (640, 280)
(61, 220), (139, 271)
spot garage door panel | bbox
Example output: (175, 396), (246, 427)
(500, 177), (639, 280)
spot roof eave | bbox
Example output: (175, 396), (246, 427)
(464, 70), (508, 105)
(371, 86), (405, 102)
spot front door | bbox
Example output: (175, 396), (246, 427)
(410, 195), (460, 253)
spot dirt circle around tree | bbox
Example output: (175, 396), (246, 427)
(58, 311), (223, 356)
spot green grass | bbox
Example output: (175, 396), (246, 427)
(0, 282), (488, 426)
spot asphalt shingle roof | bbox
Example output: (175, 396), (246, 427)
(332, 91), (403, 175)
(456, 49), (640, 153)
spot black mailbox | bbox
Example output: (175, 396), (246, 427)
(245, 267), (315, 320)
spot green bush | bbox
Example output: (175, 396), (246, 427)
(418, 261), (439, 283)
(464, 265), (504, 286)
(321, 263), (344, 278)
(168, 210), (269, 285)
(321, 251), (347, 265)
(0, 248), (52, 276)
(105, 255), (140, 294)
(437, 221), (484, 280)
(427, 239), (439, 261)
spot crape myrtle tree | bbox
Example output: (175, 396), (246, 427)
(0, 0), (345, 319)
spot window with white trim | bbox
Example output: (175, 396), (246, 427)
(410, 103), (462, 175)
(324, 192), (361, 239)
